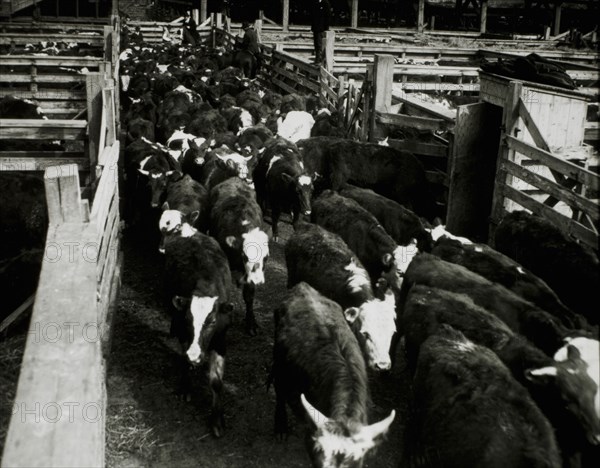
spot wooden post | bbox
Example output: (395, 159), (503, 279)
(216, 12), (223, 29)
(324, 30), (335, 73)
(255, 19), (263, 43)
(283, 0), (289, 32)
(430, 15), (435, 31)
(369, 54), (394, 142)
(200, 0), (207, 22)
(417, 0), (425, 33)
(44, 164), (83, 224)
(544, 25), (551, 40)
(553, 3), (562, 37)
(86, 72), (106, 172)
(192, 9), (199, 24)
(480, 0), (488, 34)
(351, 0), (358, 28)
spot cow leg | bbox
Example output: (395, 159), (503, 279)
(272, 205), (281, 242)
(272, 358), (289, 439)
(291, 210), (302, 231)
(243, 283), (258, 336)
(176, 352), (192, 402)
(208, 351), (226, 438)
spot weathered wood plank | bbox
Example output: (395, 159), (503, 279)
(2, 223), (105, 468)
(0, 119), (87, 139)
(502, 159), (599, 222)
(43, 164), (83, 224)
(0, 156), (89, 171)
(387, 138), (448, 157)
(506, 135), (599, 191)
(90, 142), (120, 227)
(377, 111), (447, 131)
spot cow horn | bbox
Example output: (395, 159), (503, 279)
(360, 410), (396, 441)
(300, 394), (328, 428)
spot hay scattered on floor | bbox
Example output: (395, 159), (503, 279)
(106, 405), (158, 467)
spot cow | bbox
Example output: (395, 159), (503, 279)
(277, 110), (315, 143)
(163, 230), (234, 438)
(209, 178), (269, 335)
(312, 190), (418, 293)
(126, 117), (155, 145)
(403, 286), (600, 465)
(159, 174), (209, 253)
(200, 146), (256, 190)
(402, 324), (561, 468)
(339, 184), (433, 253)
(400, 253), (590, 356)
(431, 236), (591, 331)
(296, 137), (438, 221)
(494, 210), (600, 325)
(253, 138), (313, 241)
(271, 282), (395, 467)
(285, 222), (397, 371)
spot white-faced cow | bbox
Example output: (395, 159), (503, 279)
(163, 230), (234, 438)
(209, 177), (269, 335)
(272, 282), (395, 467)
(285, 222), (396, 371)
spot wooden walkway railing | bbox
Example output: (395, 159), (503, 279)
(1, 14), (122, 468)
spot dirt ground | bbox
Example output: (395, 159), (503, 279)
(106, 219), (412, 468)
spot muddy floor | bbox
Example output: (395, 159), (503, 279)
(106, 218), (412, 468)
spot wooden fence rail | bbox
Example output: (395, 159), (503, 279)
(1, 16), (122, 468)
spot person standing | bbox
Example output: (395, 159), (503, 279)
(240, 21), (261, 78)
(182, 10), (199, 46)
(311, 0), (331, 65)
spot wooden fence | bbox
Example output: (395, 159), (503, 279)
(1, 17), (122, 468)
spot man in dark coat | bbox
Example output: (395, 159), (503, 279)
(182, 10), (199, 46)
(241, 21), (261, 77)
(311, 0), (331, 65)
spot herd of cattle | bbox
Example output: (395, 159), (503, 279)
(117, 38), (600, 468)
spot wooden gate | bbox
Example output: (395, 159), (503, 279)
(488, 78), (599, 250)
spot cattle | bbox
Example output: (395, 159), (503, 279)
(339, 184), (433, 253)
(200, 146), (255, 190)
(494, 210), (600, 325)
(403, 286), (600, 464)
(221, 106), (254, 134)
(209, 178), (269, 335)
(163, 231), (234, 437)
(272, 282), (395, 468)
(236, 124), (273, 156)
(253, 138), (313, 241)
(400, 253), (589, 356)
(126, 117), (155, 145)
(277, 110), (315, 143)
(285, 222), (397, 371)
(431, 236), (591, 331)
(403, 324), (561, 468)
(186, 109), (228, 139)
(159, 175), (209, 252)
(310, 109), (345, 138)
(297, 137), (438, 221)
(180, 138), (213, 182)
(312, 190), (418, 293)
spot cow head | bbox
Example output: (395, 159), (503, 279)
(281, 173), (313, 217)
(172, 296), (234, 365)
(225, 227), (269, 285)
(215, 150), (255, 183)
(381, 238), (419, 291)
(138, 170), (181, 208)
(158, 206), (199, 253)
(344, 278), (396, 371)
(301, 394), (395, 468)
(527, 345), (600, 445)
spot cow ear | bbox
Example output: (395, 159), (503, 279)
(215, 158), (229, 170)
(226, 158), (237, 169)
(172, 296), (188, 311)
(525, 366), (557, 383)
(382, 253), (393, 266)
(162, 201), (170, 211)
(138, 168), (150, 176)
(343, 307), (360, 324)
(189, 210), (200, 224)
(566, 344), (581, 360)
(281, 173), (294, 183)
(225, 235), (238, 248)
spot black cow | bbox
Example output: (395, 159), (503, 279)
(233, 50), (258, 79)
(126, 117), (155, 144)
(163, 231), (234, 438)
(403, 324), (561, 468)
(431, 236), (591, 331)
(272, 282), (395, 467)
(339, 184), (433, 252)
(403, 286), (600, 466)
(209, 177), (269, 335)
(494, 210), (600, 325)
(200, 147), (255, 191)
(297, 137), (438, 221)
(400, 253), (590, 356)
(159, 174), (209, 252)
(253, 138), (313, 241)
(312, 190), (418, 293)
(285, 222), (397, 371)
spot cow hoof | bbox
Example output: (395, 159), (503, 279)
(211, 414), (225, 438)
